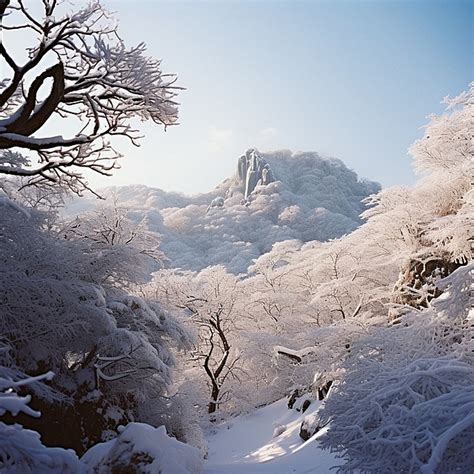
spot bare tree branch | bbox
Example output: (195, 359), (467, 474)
(0, 0), (182, 194)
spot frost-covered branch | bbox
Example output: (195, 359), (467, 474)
(0, 0), (181, 193)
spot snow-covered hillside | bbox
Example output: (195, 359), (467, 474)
(66, 149), (379, 273)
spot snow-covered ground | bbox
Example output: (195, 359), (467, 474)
(204, 399), (339, 473)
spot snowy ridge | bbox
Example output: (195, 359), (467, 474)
(66, 149), (379, 273)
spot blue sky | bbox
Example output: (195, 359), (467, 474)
(96, 0), (472, 193)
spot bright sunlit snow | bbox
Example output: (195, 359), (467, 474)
(205, 399), (338, 474)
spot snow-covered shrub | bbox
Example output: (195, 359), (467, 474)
(82, 423), (203, 473)
(165, 378), (209, 455)
(0, 422), (82, 474)
(319, 264), (474, 473)
(0, 201), (192, 452)
(321, 356), (474, 473)
(0, 325), (201, 473)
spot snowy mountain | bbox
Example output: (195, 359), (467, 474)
(67, 149), (380, 273)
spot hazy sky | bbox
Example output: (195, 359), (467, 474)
(28, 1), (474, 194)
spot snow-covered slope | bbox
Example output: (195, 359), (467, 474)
(204, 398), (338, 474)
(66, 149), (379, 273)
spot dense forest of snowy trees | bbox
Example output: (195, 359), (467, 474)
(64, 149), (381, 274)
(0, 0), (472, 472)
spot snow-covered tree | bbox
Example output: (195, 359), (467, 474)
(62, 197), (165, 287)
(0, 200), (192, 452)
(0, 0), (180, 194)
(149, 267), (246, 416)
(319, 264), (474, 473)
(244, 240), (304, 333)
(316, 85), (474, 472)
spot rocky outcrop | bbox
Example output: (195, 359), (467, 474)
(300, 412), (324, 441)
(207, 196), (224, 212)
(237, 148), (274, 199)
(390, 250), (464, 320)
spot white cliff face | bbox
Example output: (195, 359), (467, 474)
(65, 149), (380, 273)
(237, 149), (275, 199)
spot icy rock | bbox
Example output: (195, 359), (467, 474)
(207, 196), (225, 212)
(301, 399), (311, 413)
(299, 412), (323, 441)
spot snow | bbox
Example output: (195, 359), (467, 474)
(204, 399), (339, 473)
(0, 423), (82, 474)
(0, 370), (82, 473)
(0, 394), (40, 418)
(82, 422), (203, 473)
(274, 345), (317, 361)
(0, 371), (55, 418)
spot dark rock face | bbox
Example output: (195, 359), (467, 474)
(237, 149), (274, 199)
(287, 389), (301, 409)
(288, 389), (313, 413)
(3, 384), (129, 455)
(301, 399), (311, 413)
(316, 380), (333, 401)
(391, 251), (464, 317)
